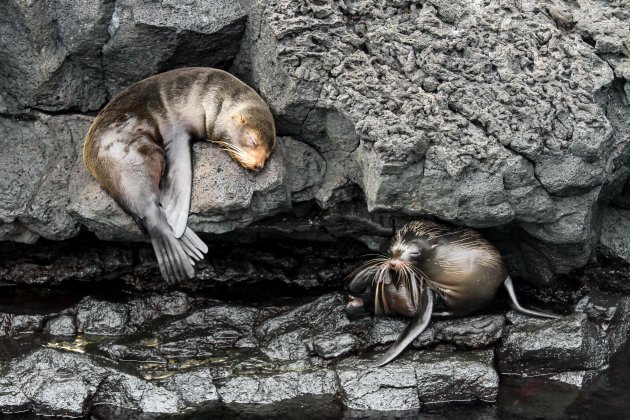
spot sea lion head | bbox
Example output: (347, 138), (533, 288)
(216, 107), (276, 171)
(345, 227), (439, 320)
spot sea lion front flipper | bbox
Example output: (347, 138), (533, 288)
(503, 277), (562, 320)
(160, 134), (193, 239)
(370, 288), (434, 368)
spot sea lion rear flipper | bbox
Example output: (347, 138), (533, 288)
(160, 135), (193, 239)
(180, 227), (209, 261)
(150, 225), (195, 283)
(503, 276), (562, 320)
(370, 288), (434, 368)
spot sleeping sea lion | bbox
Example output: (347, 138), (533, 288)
(345, 220), (561, 366)
(83, 67), (276, 282)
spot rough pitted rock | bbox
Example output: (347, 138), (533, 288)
(217, 364), (339, 404)
(76, 297), (130, 336)
(0, 114), (91, 241)
(237, 0), (614, 221)
(233, 0), (629, 281)
(0, 1), (111, 112)
(0, 313), (46, 337)
(44, 315), (77, 337)
(310, 332), (359, 359)
(496, 291), (630, 377)
(574, 291), (630, 354)
(368, 314), (505, 350)
(0, 348), (109, 417)
(337, 356), (421, 411)
(256, 293), (351, 360)
(102, 0), (246, 96)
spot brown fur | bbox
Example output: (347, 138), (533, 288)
(82, 67), (276, 282)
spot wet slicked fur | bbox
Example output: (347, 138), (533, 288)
(346, 220), (561, 366)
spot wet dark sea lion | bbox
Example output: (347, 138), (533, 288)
(345, 220), (561, 366)
(83, 68), (276, 282)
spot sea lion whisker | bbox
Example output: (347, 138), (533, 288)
(381, 281), (390, 314)
(374, 274), (386, 315)
(400, 263), (413, 288)
(215, 143), (243, 155)
(407, 264), (429, 283)
(347, 259), (386, 279)
(360, 253), (390, 259)
(409, 272), (420, 307)
(376, 263), (391, 287)
(213, 140), (246, 154)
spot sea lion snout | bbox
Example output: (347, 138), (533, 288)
(387, 259), (400, 269)
(241, 149), (269, 171)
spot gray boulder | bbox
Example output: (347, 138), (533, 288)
(0, 0), (111, 112)
(0, 0), (246, 112)
(498, 313), (608, 375)
(102, 0), (247, 96)
(599, 207), (630, 263)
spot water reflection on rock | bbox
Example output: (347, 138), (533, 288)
(0, 285), (629, 417)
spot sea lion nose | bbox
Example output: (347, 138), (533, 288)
(250, 159), (265, 171)
(387, 259), (399, 269)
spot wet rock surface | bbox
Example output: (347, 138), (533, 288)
(499, 292), (630, 376)
(0, 235), (367, 290)
(0, 284), (629, 417)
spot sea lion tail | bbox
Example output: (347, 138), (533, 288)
(503, 277), (562, 320)
(150, 226), (197, 283)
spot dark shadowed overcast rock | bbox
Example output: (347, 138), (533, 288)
(0, 288), (628, 416)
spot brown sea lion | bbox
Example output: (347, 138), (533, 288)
(345, 220), (561, 366)
(83, 68), (276, 282)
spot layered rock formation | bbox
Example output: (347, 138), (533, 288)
(1, 0), (630, 416)
(1, 288), (629, 417)
(1, 0), (629, 284)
